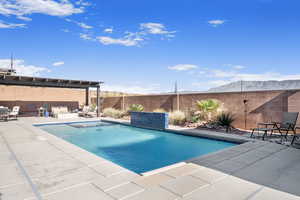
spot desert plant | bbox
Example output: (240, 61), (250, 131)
(185, 109), (200, 123)
(103, 108), (125, 119)
(216, 112), (235, 132)
(169, 111), (186, 125)
(153, 108), (166, 113)
(190, 115), (201, 123)
(129, 104), (144, 112)
(196, 99), (220, 121)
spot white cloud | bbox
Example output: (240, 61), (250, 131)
(17, 16), (32, 21)
(0, 21), (26, 29)
(76, 22), (93, 29)
(79, 33), (93, 40)
(97, 36), (140, 47)
(104, 28), (113, 33)
(52, 61), (64, 66)
(75, 0), (91, 6)
(65, 19), (93, 29)
(208, 20), (225, 27)
(97, 32), (144, 47)
(97, 22), (175, 47)
(0, 59), (50, 76)
(140, 23), (175, 36)
(0, 0), (85, 18)
(168, 64), (198, 71)
(102, 84), (160, 94)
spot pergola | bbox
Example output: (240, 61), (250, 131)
(0, 74), (103, 117)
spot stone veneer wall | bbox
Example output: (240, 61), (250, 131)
(99, 90), (300, 130)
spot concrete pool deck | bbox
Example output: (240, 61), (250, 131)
(0, 117), (300, 200)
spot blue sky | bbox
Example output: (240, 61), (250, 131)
(1, 0), (300, 93)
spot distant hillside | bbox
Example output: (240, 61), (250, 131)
(208, 80), (300, 92)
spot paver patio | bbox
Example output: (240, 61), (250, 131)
(0, 117), (300, 200)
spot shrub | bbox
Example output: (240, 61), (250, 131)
(153, 108), (166, 113)
(216, 112), (235, 132)
(129, 104), (144, 112)
(103, 108), (125, 119)
(191, 115), (201, 123)
(185, 110), (200, 123)
(169, 111), (186, 125)
(196, 99), (220, 121)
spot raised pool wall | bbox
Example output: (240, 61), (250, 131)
(130, 111), (169, 130)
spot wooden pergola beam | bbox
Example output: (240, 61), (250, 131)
(0, 75), (103, 89)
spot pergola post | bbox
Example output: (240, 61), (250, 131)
(96, 85), (100, 117)
(85, 87), (89, 106)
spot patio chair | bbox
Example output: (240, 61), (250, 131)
(0, 107), (9, 121)
(51, 106), (78, 119)
(78, 105), (92, 117)
(291, 127), (300, 145)
(8, 106), (20, 120)
(251, 112), (299, 140)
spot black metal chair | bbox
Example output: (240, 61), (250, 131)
(291, 127), (300, 145)
(251, 112), (299, 141)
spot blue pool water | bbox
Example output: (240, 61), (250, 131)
(38, 121), (237, 173)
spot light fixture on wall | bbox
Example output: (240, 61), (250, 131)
(241, 80), (248, 129)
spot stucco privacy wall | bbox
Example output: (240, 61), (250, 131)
(0, 85), (86, 102)
(0, 85), (86, 115)
(100, 90), (300, 129)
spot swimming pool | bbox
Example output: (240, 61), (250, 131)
(38, 121), (237, 173)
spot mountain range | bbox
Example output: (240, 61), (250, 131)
(208, 80), (300, 92)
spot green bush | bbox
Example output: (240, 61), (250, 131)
(185, 110), (200, 123)
(153, 108), (166, 113)
(169, 111), (186, 125)
(196, 99), (220, 120)
(103, 108), (125, 119)
(191, 115), (200, 123)
(216, 112), (235, 132)
(129, 104), (144, 112)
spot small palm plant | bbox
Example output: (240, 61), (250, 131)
(216, 112), (235, 132)
(196, 99), (220, 120)
(129, 104), (144, 112)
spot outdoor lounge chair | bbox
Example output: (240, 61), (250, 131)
(0, 107), (9, 121)
(8, 106), (20, 120)
(251, 112), (299, 140)
(51, 106), (78, 119)
(78, 105), (96, 117)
